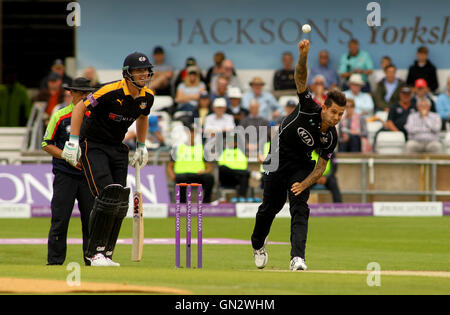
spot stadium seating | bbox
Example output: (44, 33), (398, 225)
(152, 95), (174, 112)
(0, 127), (27, 164)
(375, 131), (406, 154)
(366, 121), (383, 147)
(444, 132), (450, 154)
(278, 95), (298, 107)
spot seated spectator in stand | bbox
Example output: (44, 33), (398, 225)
(411, 78), (436, 113)
(239, 99), (271, 158)
(338, 98), (369, 152)
(311, 150), (342, 203)
(343, 74), (374, 116)
(273, 51), (297, 98)
(226, 87), (248, 125)
(310, 74), (327, 106)
(436, 77), (450, 129)
(34, 72), (65, 123)
(192, 91), (213, 127)
(0, 66), (32, 127)
(406, 46), (439, 93)
(338, 38), (374, 92)
(218, 132), (250, 199)
(40, 59), (73, 90)
(149, 46), (174, 96)
(205, 51), (225, 91)
(405, 98), (442, 153)
(175, 66), (206, 112)
(308, 50), (339, 90)
(242, 77), (281, 121)
(124, 116), (166, 151)
(204, 98), (235, 137)
(374, 64), (406, 112)
(82, 66), (101, 88)
(374, 56), (392, 83)
(386, 87), (416, 139)
(174, 57), (206, 90)
(210, 75), (230, 107)
(210, 59), (242, 94)
(167, 125), (214, 203)
(273, 99), (297, 126)
(51, 89), (73, 115)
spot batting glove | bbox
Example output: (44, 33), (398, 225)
(131, 141), (148, 169)
(62, 135), (81, 167)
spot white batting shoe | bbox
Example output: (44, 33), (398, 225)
(253, 237), (268, 269)
(88, 253), (111, 267)
(290, 256), (307, 271)
(106, 257), (120, 267)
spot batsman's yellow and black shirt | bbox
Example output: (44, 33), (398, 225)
(82, 79), (154, 145)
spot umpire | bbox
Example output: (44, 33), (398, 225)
(62, 52), (154, 266)
(251, 40), (347, 271)
(42, 77), (95, 265)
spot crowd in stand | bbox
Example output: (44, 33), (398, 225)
(1, 39), (450, 201)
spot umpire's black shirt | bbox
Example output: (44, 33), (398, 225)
(266, 89), (338, 174)
(82, 79), (154, 145)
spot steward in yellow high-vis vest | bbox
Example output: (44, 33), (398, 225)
(167, 125), (214, 203)
(217, 136), (250, 198)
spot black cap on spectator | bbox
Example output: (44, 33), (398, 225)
(48, 72), (62, 81)
(186, 57), (196, 67)
(200, 91), (209, 99)
(286, 100), (297, 107)
(400, 87), (412, 94)
(153, 46), (164, 54)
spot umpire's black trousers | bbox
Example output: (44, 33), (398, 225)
(47, 171), (94, 265)
(251, 165), (314, 260)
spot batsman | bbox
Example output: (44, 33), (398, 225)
(62, 52), (154, 266)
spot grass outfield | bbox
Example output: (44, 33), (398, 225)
(0, 216), (449, 294)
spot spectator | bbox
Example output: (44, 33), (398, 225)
(205, 51), (226, 91)
(273, 51), (297, 98)
(40, 59), (73, 90)
(338, 98), (369, 152)
(82, 66), (102, 88)
(210, 75), (231, 107)
(34, 72), (65, 119)
(343, 74), (375, 116)
(405, 98), (442, 153)
(167, 125), (214, 203)
(218, 132), (250, 199)
(311, 150), (342, 203)
(175, 66), (206, 112)
(124, 116), (166, 151)
(374, 64), (406, 112)
(374, 56), (392, 83)
(210, 59), (242, 94)
(0, 67), (32, 127)
(174, 57), (206, 90)
(192, 91), (213, 128)
(242, 77), (281, 121)
(436, 77), (450, 129)
(204, 98), (235, 137)
(338, 38), (374, 92)
(308, 50), (339, 90)
(227, 87), (248, 125)
(51, 89), (73, 116)
(274, 99), (297, 126)
(310, 74), (327, 106)
(406, 46), (439, 93)
(149, 46), (174, 96)
(411, 78), (436, 113)
(239, 99), (271, 158)
(386, 87), (416, 139)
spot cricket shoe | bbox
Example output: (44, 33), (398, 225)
(88, 253), (111, 267)
(106, 257), (120, 267)
(290, 257), (307, 271)
(253, 237), (268, 269)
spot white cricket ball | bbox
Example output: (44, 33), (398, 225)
(302, 24), (311, 33)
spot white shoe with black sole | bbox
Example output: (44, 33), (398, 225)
(290, 256), (307, 271)
(253, 237), (268, 269)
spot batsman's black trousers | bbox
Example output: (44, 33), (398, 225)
(47, 170), (94, 265)
(251, 165), (314, 260)
(80, 139), (129, 196)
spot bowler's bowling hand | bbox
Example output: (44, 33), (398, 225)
(298, 39), (310, 56)
(291, 182), (305, 196)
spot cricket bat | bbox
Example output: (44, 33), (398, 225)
(132, 166), (144, 261)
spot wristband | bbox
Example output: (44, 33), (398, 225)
(137, 141), (146, 148)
